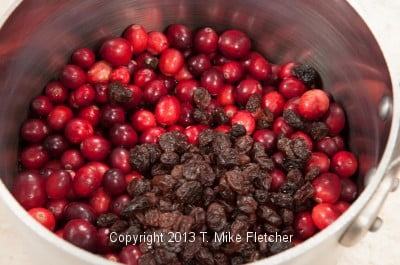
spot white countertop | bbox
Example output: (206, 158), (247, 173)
(1, 0), (400, 264)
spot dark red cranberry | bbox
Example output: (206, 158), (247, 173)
(175, 79), (199, 103)
(89, 188), (111, 214)
(93, 83), (109, 104)
(69, 84), (96, 108)
(166, 24), (192, 50)
(279, 61), (298, 79)
(123, 84), (143, 109)
(159, 48), (184, 76)
(110, 194), (131, 216)
(64, 201), (97, 222)
(184, 125), (208, 145)
(103, 168), (127, 196)
(47, 105), (73, 131)
(134, 68), (156, 87)
(262, 91), (285, 117)
(340, 178), (357, 202)
(109, 123), (138, 148)
(272, 117), (294, 137)
(312, 172), (341, 204)
(96, 228), (112, 253)
(140, 127), (166, 144)
(119, 245), (142, 265)
(294, 212), (316, 240)
(61, 149), (85, 170)
(253, 129), (276, 153)
(332, 136), (345, 151)
(331, 151), (358, 178)
(65, 118), (94, 144)
(43, 134), (69, 157)
(222, 61), (244, 83)
(194, 27), (218, 54)
(45, 170), (72, 199)
(235, 79), (262, 105)
(231, 110), (255, 134)
(270, 169), (286, 191)
(217, 84), (235, 106)
(291, 131), (313, 151)
(283, 97), (300, 112)
(248, 56), (271, 80)
(45, 81), (68, 104)
(316, 137), (340, 157)
(12, 170), (46, 209)
(131, 109), (156, 132)
(100, 38), (133, 66)
(60, 64), (86, 89)
(157, 74), (177, 91)
(28, 207), (56, 231)
(323, 103), (345, 135)
(63, 219), (97, 251)
(127, 60), (139, 75)
(213, 54), (233, 66)
(335, 201), (350, 213)
(72, 48), (95, 69)
(143, 79), (168, 103)
(109, 147), (131, 173)
(218, 30), (251, 59)
(78, 105), (101, 126)
(298, 89), (330, 120)
(21, 119), (49, 143)
(87, 61), (112, 84)
(80, 136), (111, 161)
(224, 104), (238, 118)
(187, 54), (211, 76)
(73, 165), (102, 197)
(20, 144), (49, 169)
(155, 95), (181, 125)
(100, 105), (126, 128)
(272, 151), (285, 169)
(201, 67), (224, 95)
(178, 102), (194, 127)
(147, 31), (169, 55)
(46, 199), (68, 220)
(266, 64), (281, 85)
(110, 66), (131, 84)
(306, 152), (330, 173)
(31, 95), (53, 116)
(312, 203), (341, 230)
(123, 24), (148, 54)
(279, 78), (307, 99)
(125, 171), (143, 183)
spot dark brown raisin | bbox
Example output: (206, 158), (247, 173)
(254, 189), (269, 204)
(139, 253), (157, 265)
(151, 163), (172, 176)
(217, 148), (239, 168)
(269, 241), (294, 255)
(108, 81), (133, 104)
(280, 209), (294, 226)
(96, 213), (119, 227)
(198, 129), (215, 147)
(283, 109), (304, 129)
(127, 178), (151, 197)
(237, 195), (258, 214)
(212, 107), (229, 125)
(206, 202), (227, 232)
(159, 131), (188, 153)
(257, 205), (282, 227)
(193, 87), (211, 109)
(305, 166), (320, 181)
(143, 208), (161, 227)
(193, 108), (213, 125)
(182, 236), (202, 262)
(154, 248), (179, 265)
(307, 122), (329, 141)
(256, 109), (274, 129)
(269, 192), (294, 209)
(121, 196), (152, 216)
(291, 137), (311, 160)
(234, 135), (254, 154)
(130, 145), (151, 172)
(203, 187), (216, 207)
(151, 174), (176, 193)
(175, 181), (203, 204)
(190, 207), (206, 231)
(110, 219), (129, 232)
(225, 169), (249, 194)
(293, 182), (315, 205)
(230, 124), (246, 138)
(160, 152), (180, 165)
(213, 253), (229, 265)
(195, 247), (215, 265)
(292, 64), (319, 86)
(246, 94), (261, 113)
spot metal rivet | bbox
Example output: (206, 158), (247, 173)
(391, 178), (399, 192)
(379, 95), (392, 120)
(369, 217), (383, 232)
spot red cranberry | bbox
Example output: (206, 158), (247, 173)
(174, 65), (193, 81)
(110, 194), (131, 216)
(340, 178), (357, 202)
(218, 30), (251, 59)
(140, 127), (166, 144)
(272, 151), (285, 169)
(306, 152), (330, 173)
(78, 105), (100, 126)
(316, 137), (340, 156)
(97, 228), (112, 253)
(80, 136), (111, 161)
(178, 102), (194, 127)
(323, 103), (345, 135)
(131, 109), (156, 132)
(43, 160), (62, 171)
(175, 79), (199, 103)
(125, 171), (143, 183)
(45, 82), (68, 104)
(224, 105), (238, 118)
(331, 151), (358, 178)
(253, 129), (277, 153)
(72, 48), (95, 69)
(235, 79), (262, 105)
(294, 212), (316, 240)
(241, 52), (262, 69)
(217, 84), (235, 106)
(200, 67), (224, 95)
(298, 89), (330, 120)
(279, 62), (298, 79)
(186, 54), (210, 77)
(69, 84), (96, 108)
(87, 61), (112, 84)
(213, 54), (233, 66)
(134, 68), (156, 87)
(46, 199), (68, 220)
(194, 27), (218, 54)
(143, 79), (168, 103)
(60, 64), (86, 89)
(291, 131), (313, 151)
(272, 117), (293, 137)
(12, 170), (46, 209)
(86, 161), (109, 177)
(332, 136), (345, 150)
(119, 245), (142, 265)
(270, 169), (286, 191)
(248, 56), (271, 80)
(279, 78), (307, 99)
(166, 24), (192, 50)
(45, 169), (72, 199)
(47, 105), (73, 131)
(65, 118), (94, 144)
(31, 95), (53, 116)
(231, 110), (256, 134)
(157, 74), (177, 91)
(215, 125), (231, 133)
(147, 31), (169, 55)
(123, 24), (148, 54)
(64, 219), (97, 251)
(73, 165), (102, 197)
(61, 149), (85, 170)
(100, 105), (126, 128)
(123, 84), (143, 109)
(266, 64), (281, 85)
(184, 125), (208, 145)
(283, 97), (300, 112)
(335, 201), (350, 213)
(100, 38), (133, 66)
(89, 188), (111, 214)
(93, 83), (109, 104)
(21, 119), (49, 143)
(222, 61), (244, 83)
(155, 95), (181, 125)
(103, 168), (127, 196)
(312, 172), (341, 204)
(262, 91), (285, 116)
(28, 207), (56, 231)
(21, 144), (49, 169)
(109, 123), (138, 148)
(110, 66), (131, 84)
(312, 203), (341, 230)
(109, 147), (131, 173)
(159, 48), (184, 76)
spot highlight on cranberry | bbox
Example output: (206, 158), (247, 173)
(14, 23), (358, 265)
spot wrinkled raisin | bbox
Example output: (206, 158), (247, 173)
(193, 87), (211, 109)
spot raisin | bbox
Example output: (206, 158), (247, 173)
(280, 209), (294, 226)
(160, 152), (180, 165)
(225, 169), (249, 194)
(195, 247), (215, 265)
(269, 192), (294, 209)
(293, 182), (315, 205)
(237, 195), (258, 214)
(277, 136), (295, 158)
(305, 166), (320, 181)
(198, 129), (215, 147)
(183, 162), (215, 186)
(121, 196), (153, 216)
(159, 131), (188, 153)
(256, 109), (274, 129)
(292, 64), (319, 86)
(269, 241), (294, 255)
(206, 202), (227, 232)
(283, 109), (304, 129)
(96, 213), (119, 227)
(175, 181), (203, 204)
(127, 178), (151, 197)
(139, 254), (157, 265)
(151, 174), (176, 193)
(171, 164), (184, 179)
(130, 145), (151, 172)
(144, 143), (162, 163)
(193, 108), (213, 125)
(213, 253), (229, 265)
(231, 256), (244, 265)
(108, 81), (133, 104)
(151, 163), (172, 176)
(182, 236), (202, 262)
(282, 157), (305, 171)
(154, 248), (179, 265)
(254, 189), (269, 204)
(144, 208), (161, 227)
(291, 137), (311, 160)
(110, 219), (129, 232)
(217, 148), (239, 168)
(203, 187), (216, 207)
(193, 87), (211, 110)
(257, 205), (282, 227)
(246, 94), (261, 113)
(212, 107), (229, 125)
(235, 135), (254, 154)
(307, 122), (329, 141)
(230, 124), (246, 138)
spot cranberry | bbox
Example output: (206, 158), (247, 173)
(63, 219), (97, 251)
(159, 48), (184, 76)
(110, 194), (131, 216)
(312, 203), (341, 230)
(21, 144), (49, 169)
(157, 74), (177, 91)
(21, 119), (49, 143)
(109, 147), (131, 173)
(279, 62), (297, 79)
(147, 31), (169, 55)
(73, 165), (102, 197)
(63, 202), (96, 223)
(61, 149), (85, 170)
(291, 132), (313, 151)
(175, 79), (199, 103)
(224, 105), (238, 118)
(127, 60), (139, 75)
(31, 95), (53, 116)
(272, 152), (285, 169)
(312, 172), (341, 204)
(200, 67), (224, 95)
(119, 245), (142, 265)
(178, 102), (194, 127)
(69, 84), (96, 108)
(279, 78), (307, 99)
(323, 103), (345, 135)
(331, 151), (358, 178)
(298, 89), (330, 120)
(28, 207), (56, 231)
(217, 84), (235, 106)
(306, 152), (330, 173)
(262, 91), (285, 116)
(253, 129), (276, 153)
(186, 55), (210, 77)
(218, 30), (251, 59)
(43, 160), (62, 171)
(266, 64), (281, 85)
(110, 66), (131, 84)
(125, 171), (143, 183)
(109, 123), (138, 148)
(100, 105), (126, 128)
(166, 24), (192, 50)
(97, 228), (112, 253)
(231, 110), (255, 134)
(140, 127), (166, 144)
(316, 137), (340, 156)
(270, 169), (286, 191)
(283, 97), (300, 112)
(45, 82), (68, 104)
(332, 136), (345, 151)
(184, 125), (208, 145)
(86, 161), (109, 177)
(335, 201), (350, 213)
(45, 169), (72, 199)
(87, 61), (112, 84)
(46, 199), (68, 220)
(294, 212), (316, 240)
(93, 83), (109, 104)
(134, 68), (156, 87)
(100, 38), (133, 66)
(131, 110), (156, 132)
(235, 79), (262, 105)
(194, 27), (218, 54)
(60, 64), (86, 89)
(89, 188), (111, 214)
(272, 117), (293, 137)
(123, 24), (148, 54)
(80, 136), (111, 161)
(47, 105), (73, 131)
(103, 168), (127, 196)
(123, 84), (143, 109)
(78, 105), (101, 126)
(215, 125), (231, 133)
(65, 118), (94, 144)
(155, 95), (181, 125)
(72, 48), (95, 69)
(12, 170), (46, 209)
(143, 79), (168, 103)
(55, 229), (64, 238)
(340, 178), (357, 202)
(213, 54), (233, 66)
(174, 65), (193, 81)
(248, 56), (271, 80)
(222, 61), (244, 83)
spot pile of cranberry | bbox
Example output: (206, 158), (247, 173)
(13, 23), (358, 265)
